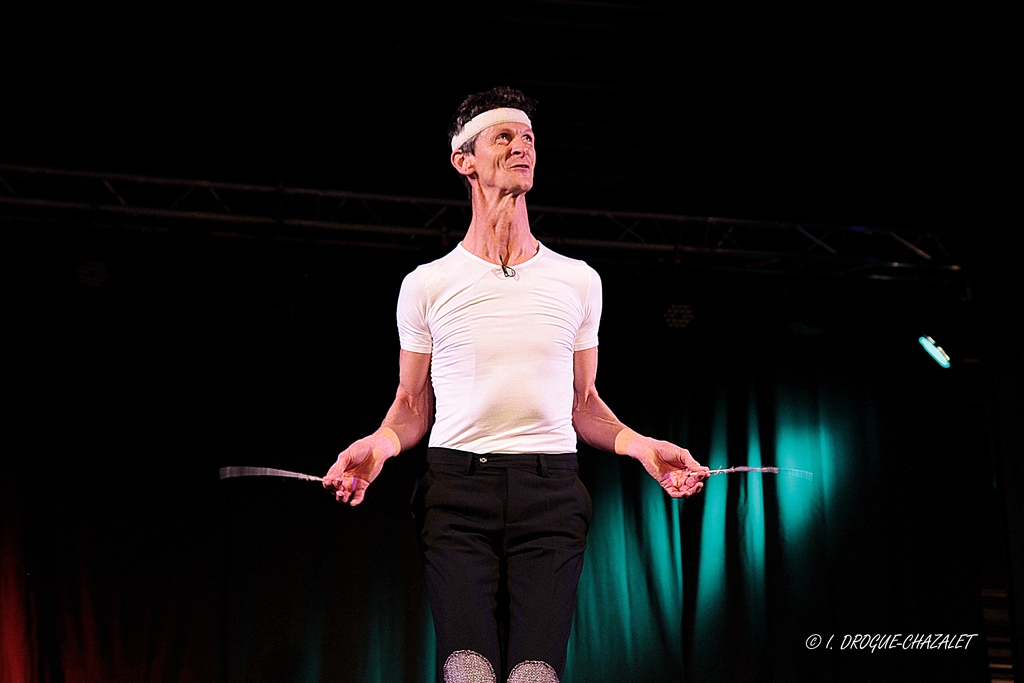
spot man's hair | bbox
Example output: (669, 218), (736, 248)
(449, 86), (538, 155)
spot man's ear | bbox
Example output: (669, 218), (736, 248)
(451, 149), (475, 177)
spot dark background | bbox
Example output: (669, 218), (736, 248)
(1, 5), (1016, 230)
(2, 4), (1019, 683)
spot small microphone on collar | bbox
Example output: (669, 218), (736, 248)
(500, 255), (516, 278)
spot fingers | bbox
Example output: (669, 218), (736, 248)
(329, 474), (370, 506)
(679, 452), (711, 485)
(662, 485), (701, 498)
(323, 452), (350, 490)
(660, 468), (706, 498)
(662, 469), (703, 488)
(657, 444), (707, 475)
(678, 448), (710, 477)
(349, 481), (368, 506)
(323, 447), (363, 503)
(333, 478), (353, 503)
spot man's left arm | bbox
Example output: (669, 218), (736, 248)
(571, 346), (708, 498)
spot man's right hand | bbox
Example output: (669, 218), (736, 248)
(322, 430), (399, 506)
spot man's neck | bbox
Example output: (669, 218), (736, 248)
(461, 186), (538, 267)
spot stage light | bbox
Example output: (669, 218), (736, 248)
(918, 336), (951, 368)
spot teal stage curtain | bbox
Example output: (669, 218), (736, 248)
(564, 348), (870, 682)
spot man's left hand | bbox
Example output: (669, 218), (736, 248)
(629, 436), (709, 498)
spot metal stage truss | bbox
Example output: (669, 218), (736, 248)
(0, 164), (966, 281)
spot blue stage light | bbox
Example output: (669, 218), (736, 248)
(918, 336), (951, 368)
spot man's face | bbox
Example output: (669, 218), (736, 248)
(462, 122), (536, 195)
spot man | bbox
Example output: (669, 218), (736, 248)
(324, 86), (708, 683)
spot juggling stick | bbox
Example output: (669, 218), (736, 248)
(218, 464), (814, 486)
(706, 466), (813, 480)
(219, 466), (323, 482)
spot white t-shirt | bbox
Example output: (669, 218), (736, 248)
(397, 242), (602, 454)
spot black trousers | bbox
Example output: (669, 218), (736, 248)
(413, 448), (592, 681)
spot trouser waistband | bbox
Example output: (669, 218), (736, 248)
(427, 447), (578, 477)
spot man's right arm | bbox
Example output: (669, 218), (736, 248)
(323, 349), (432, 505)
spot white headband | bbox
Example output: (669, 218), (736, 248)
(450, 107), (532, 152)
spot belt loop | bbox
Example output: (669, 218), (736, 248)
(464, 452), (475, 475)
(537, 454), (550, 477)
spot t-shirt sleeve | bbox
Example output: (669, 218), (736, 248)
(396, 269), (433, 354)
(574, 266), (602, 351)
